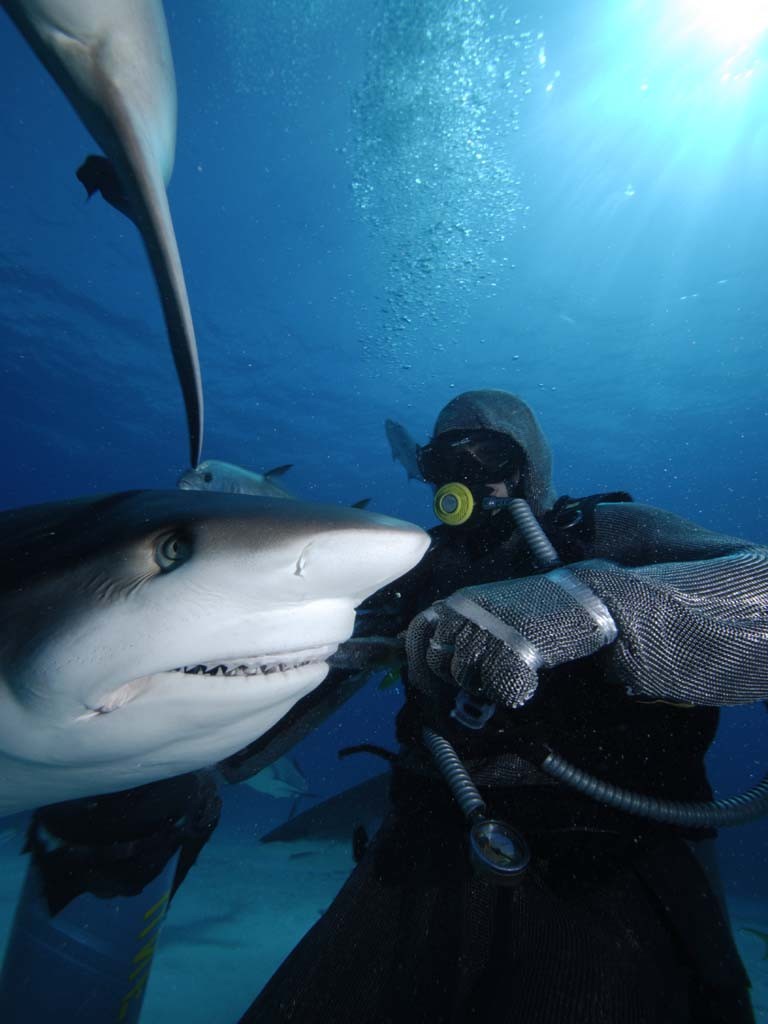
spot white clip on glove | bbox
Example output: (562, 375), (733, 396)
(404, 567), (618, 709)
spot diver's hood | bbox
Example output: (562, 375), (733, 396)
(430, 390), (556, 517)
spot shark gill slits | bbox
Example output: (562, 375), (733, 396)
(155, 531), (193, 572)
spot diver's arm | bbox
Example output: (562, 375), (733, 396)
(574, 548), (768, 706)
(589, 501), (755, 567)
(580, 502), (768, 704)
(404, 506), (768, 708)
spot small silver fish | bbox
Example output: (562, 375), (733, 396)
(178, 460), (294, 498)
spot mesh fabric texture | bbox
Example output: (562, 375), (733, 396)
(238, 796), (754, 1024)
(406, 501), (768, 709)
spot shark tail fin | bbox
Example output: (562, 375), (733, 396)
(113, 128), (203, 467)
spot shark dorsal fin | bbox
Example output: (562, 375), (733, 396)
(265, 464), (293, 479)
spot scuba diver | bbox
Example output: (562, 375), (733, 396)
(238, 389), (767, 1024)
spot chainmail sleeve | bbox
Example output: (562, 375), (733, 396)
(572, 503), (768, 706)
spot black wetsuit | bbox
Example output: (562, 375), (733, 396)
(239, 498), (755, 1024)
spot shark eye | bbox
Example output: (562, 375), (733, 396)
(155, 533), (192, 572)
(203, 472), (213, 483)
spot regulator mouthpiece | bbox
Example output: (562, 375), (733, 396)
(433, 482), (475, 525)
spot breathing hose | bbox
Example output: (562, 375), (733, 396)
(424, 496), (768, 831)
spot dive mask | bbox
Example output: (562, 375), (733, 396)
(418, 429), (523, 486)
(418, 430), (524, 527)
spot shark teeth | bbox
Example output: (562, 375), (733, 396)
(180, 662), (312, 677)
(80, 647), (337, 720)
(174, 645), (338, 679)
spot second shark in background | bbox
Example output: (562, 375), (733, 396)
(3, 0), (204, 466)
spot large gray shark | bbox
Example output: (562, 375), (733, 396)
(0, 490), (428, 815)
(2, 0), (204, 466)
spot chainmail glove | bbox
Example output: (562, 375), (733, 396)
(404, 566), (618, 708)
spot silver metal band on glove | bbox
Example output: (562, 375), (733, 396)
(406, 498), (768, 710)
(444, 592), (544, 671)
(442, 568), (617, 679)
(406, 567), (621, 709)
(543, 568), (618, 645)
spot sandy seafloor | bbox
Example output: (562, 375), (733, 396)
(0, 797), (765, 1024)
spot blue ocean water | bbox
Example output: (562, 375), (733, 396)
(1, 0), (767, 1020)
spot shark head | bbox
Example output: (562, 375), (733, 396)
(0, 490), (428, 814)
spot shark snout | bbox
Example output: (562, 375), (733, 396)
(298, 515), (429, 603)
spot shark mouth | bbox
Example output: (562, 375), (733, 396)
(80, 645), (338, 719)
(174, 644), (339, 679)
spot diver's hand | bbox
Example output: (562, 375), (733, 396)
(404, 570), (618, 709)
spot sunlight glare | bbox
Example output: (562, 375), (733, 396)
(683, 0), (768, 49)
